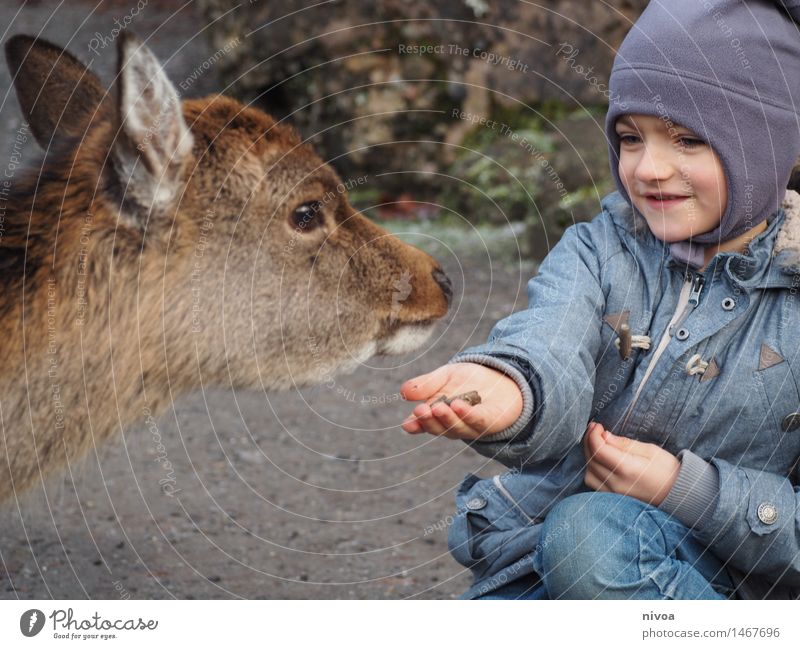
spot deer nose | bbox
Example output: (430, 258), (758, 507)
(432, 268), (453, 307)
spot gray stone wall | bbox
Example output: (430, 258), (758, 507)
(198, 0), (647, 250)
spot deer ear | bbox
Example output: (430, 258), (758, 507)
(110, 32), (193, 221)
(4, 35), (108, 148)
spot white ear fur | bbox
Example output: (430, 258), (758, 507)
(111, 33), (193, 222)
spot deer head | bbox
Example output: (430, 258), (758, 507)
(0, 32), (451, 499)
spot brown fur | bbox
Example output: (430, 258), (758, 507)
(0, 33), (450, 501)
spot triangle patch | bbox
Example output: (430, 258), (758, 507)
(699, 357), (720, 382)
(758, 343), (785, 370)
(603, 310), (630, 333)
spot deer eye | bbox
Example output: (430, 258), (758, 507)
(291, 200), (323, 231)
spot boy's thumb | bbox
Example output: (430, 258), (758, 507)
(400, 366), (450, 401)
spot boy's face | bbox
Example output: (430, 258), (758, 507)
(615, 113), (728, 243)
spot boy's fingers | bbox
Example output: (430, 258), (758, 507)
(588, 434), (629, 473)
(584, 464), (613, 492)
(582, 422), (595, 460)
(412, 403), (448, 436)
(431, 402), (480, 439)
(584, 423), (607, 459)
(603, 430), (642, 455)
(401, 415), (423, 434)
(400, 366), (451, 401)
(449, 400), (492, 434)
(413, 402), (433, 419)
(419, 414), (448, 436)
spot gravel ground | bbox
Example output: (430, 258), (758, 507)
(0, 1), (537, 600)
(0, 227), (534, 599)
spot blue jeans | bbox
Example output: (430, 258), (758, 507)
(476, 491), (738, 600)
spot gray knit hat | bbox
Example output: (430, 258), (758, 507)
(605, 0), (800, 269)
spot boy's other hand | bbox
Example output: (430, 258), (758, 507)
(400, 362), (523, 440)
(583, 421), (680, 506)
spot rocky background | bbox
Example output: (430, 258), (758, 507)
(198, 0), (646, 258)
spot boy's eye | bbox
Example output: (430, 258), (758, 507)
(677, 136), (705, 149)
(618, 133), (641, 145)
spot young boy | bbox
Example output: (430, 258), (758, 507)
(401, 0), (800, 599)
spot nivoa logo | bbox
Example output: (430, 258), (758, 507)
(20, 609), (45, 637)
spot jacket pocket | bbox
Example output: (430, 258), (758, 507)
(753, 355), (800, 474)
(447, 473), (541, 577)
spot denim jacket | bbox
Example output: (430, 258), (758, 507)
(448, 189), (800, 599)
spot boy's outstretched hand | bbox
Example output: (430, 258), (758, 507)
(583, 421), (680, 506)
(400, 362), (523, 440)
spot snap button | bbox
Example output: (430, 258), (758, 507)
(675, 327), (689, 341)
(757, 502), (778, 525)
(466, 496), (487, 511)
(782, 412), (800, 432)
(721, 297), (736, 311)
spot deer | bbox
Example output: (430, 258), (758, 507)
(0, 32), (452, 503)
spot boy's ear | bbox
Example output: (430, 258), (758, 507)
(4, 34), (108, 148)
(110, 31), (194, 224)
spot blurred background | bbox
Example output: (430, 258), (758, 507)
(0, 0), (645, 599)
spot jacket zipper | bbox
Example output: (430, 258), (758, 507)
(669, 272), (706, 336)
(616, 270), (706, 433)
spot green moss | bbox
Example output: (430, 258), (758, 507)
(439, 100), (612, 228)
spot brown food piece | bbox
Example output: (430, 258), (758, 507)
(430, 391), (481, 406)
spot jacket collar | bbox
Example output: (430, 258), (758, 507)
(603, 189), (800, 289)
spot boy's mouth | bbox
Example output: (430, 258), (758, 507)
(643, 193), (691, 208)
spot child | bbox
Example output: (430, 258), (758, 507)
(401, 0), (800, 599)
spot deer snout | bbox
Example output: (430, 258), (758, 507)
(432, 268), (453, 307)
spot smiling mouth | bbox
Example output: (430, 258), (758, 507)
(643, 194), (691, 207)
